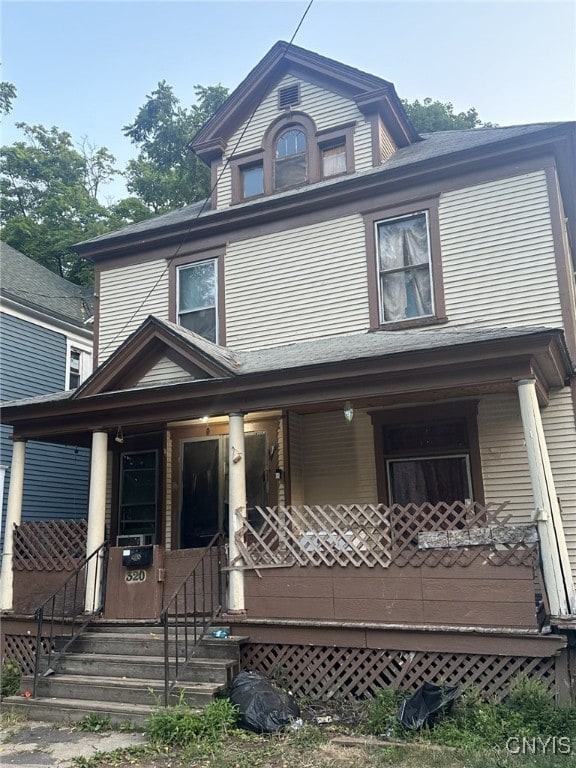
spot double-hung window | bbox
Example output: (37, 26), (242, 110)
(66, 341), (92, 389)
(177, 259), (217, 342)
(376, 211), (433, 323)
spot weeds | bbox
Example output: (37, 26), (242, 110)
(0, 661), (21, 697)
(145, 696), (238, 748)
(76, 714), (113, 732)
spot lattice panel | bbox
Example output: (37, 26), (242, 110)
(3, 634), (53, 675)
(235, 501), (535, 570)
(241, 643), (557, 702)
(13, 520), (87, 571)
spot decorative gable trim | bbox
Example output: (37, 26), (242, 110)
(189, 41), (419, 163)
(73, 315), (239, 398)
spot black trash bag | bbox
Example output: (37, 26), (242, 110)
(397, 682), (459, 730)
(229, 670), (300, 733)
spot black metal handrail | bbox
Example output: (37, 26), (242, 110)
(161, 532), (224, 706)
(33, 540), (109, 697)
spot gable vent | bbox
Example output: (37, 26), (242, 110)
(278, 84), (300, 109)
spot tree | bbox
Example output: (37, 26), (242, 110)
(123, 82), (229, 213)
(0, 80), (16, 116)
(0, 123), (119, 284)
(402, 97), (493, 133)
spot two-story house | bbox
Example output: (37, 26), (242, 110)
(2, 42), (576, 705)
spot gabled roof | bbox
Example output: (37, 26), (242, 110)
(190, 40), (420, 160)
(75, 315), (240, 397)
(0, 242), (93, 328)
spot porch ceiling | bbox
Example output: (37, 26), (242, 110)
(1, 326), (572, 444)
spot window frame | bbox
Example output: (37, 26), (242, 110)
(230, 115), (355, 203)
(65, 340), (92, 390)
(364, 199), (446, 330)
(117, 448), (159, 544)
(370, 402), (484, 507)
(168, 248), (226, 345)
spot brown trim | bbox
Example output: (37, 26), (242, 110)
(93, 269), (101, 366)
(262, 112), (319, 194)
(545, 166), (576, 360)
(167, 247), (226, 345)
(370, 401), (485, 506)
(82, 146), (566, 267)
(230, 150), (265, 205)
(210, 160), (220, 211)
(364, 198), (445, 330)
(3, 331), (570, 442)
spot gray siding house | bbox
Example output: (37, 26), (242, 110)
(0, 243), (93, 546)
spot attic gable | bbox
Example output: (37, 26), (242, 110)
(190, 41), (419, 163)
(73, 316), (240, 397)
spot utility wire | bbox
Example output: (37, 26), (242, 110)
(99, 0), (315, 358)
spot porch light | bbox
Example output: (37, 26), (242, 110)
(114, 426), (124, 444)
(343, 401), (354, 424)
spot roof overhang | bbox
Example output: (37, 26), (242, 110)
(1, 328), (571, 445)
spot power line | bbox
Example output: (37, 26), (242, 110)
(99, 0), (316, 358)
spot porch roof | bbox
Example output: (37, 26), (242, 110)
(1, 322), (572, 444)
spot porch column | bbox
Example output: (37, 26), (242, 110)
(517, 379), (576, 616)
(84, 431), (108, 613)
(0, 439), (26, 611)
(228, 412), (247, 614)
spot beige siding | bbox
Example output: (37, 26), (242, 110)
(98, 261), (169, 365)
(542, 389), (576, 577)
(300, 410), (377, 504)
(137, 357), (191, 388)
(287, 412), (305, 506)
(440, 171), (563, 327)
(353, 120), (374, 172)
(479, 391), (576, 580)
(226, 214), (369, 348)
(378, 118), (396, 163)
(218, 74), (366, 208)
(276, 417), (286, 507)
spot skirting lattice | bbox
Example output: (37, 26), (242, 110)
(241, 643), (556, 701)
(3, 634), (53, 675)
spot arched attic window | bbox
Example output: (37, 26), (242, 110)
(274, 127), (307, 190)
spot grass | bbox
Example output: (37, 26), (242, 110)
(5, 675), (576, 767)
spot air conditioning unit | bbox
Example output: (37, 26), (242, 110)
(116, 534), (154, 547)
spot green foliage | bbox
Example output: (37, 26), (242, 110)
(123, 81), (229, 213)
(0, 79), (16, 116)
(402, 97), (494, 133)
(76, 713), (112, 732)
(365, 687), (407, 737)
(145, 697), (238, 748)
(1, 661), (21, 697)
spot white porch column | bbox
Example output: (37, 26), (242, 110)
(517, 379), (576, 616)
(84, 431), (108, 613)
(228, 412), (247, 614)
(0, 440), (26, 611)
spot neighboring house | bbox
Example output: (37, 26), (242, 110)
(2, 43), (576, 701)
(0, 243), (93, 547)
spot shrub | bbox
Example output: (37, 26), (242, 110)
(1, 662), (21, 697)
(145, 697), (238, 748)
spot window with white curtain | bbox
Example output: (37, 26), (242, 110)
(376, 211), (433, 323)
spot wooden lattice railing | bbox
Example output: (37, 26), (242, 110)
(13, 520), (88, 571)
(233, 501), (538, 570)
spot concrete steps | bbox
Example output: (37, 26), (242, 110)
(3, 624), (248, 727)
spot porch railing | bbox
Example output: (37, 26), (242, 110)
(160, 532), (224, 707)
(32, 541), (109, 697)
(232, 501), (538, 570)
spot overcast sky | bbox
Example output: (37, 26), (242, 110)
(2, 0), (575, 201)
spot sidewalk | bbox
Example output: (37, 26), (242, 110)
(0, 719), (147, 767)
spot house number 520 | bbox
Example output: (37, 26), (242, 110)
(125, 569), (147, 583)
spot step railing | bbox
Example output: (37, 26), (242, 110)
(161, 533), (224, 706)
(32, 541), (109, 697)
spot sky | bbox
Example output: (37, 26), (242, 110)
(2, 0), (575, 201)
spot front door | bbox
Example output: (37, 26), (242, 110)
(179, 431), (269, 548)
